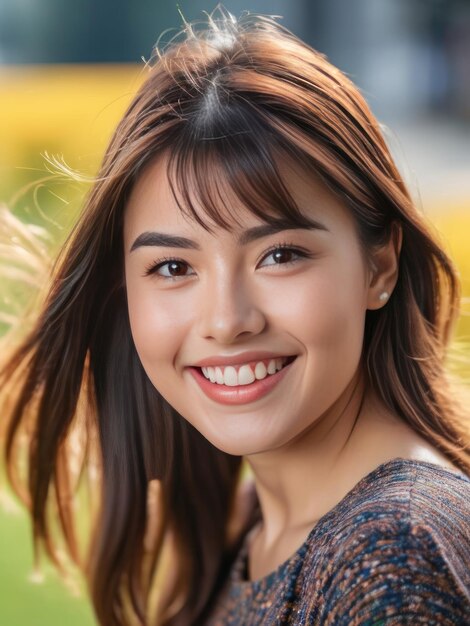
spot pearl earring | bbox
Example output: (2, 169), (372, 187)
(379, 291), (389, 302)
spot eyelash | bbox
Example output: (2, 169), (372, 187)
(143, 242), (312, 279)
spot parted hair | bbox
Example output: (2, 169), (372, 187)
(1, 6), (469, 626)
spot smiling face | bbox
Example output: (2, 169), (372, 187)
(123, 153), (378, 456)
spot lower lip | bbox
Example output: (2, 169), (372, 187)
(187, 359), (296, 406)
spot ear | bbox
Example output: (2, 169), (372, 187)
(366, 222), (402, 310)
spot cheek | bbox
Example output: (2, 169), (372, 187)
(273, 260), (366, 337)
(125, 278), (192, 375)
(309, 275), (364, 346)
(267, 257), (367, 385)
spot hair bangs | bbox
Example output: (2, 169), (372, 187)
(165, 95), (319, 233)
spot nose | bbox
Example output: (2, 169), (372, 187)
(197, 273), (266, 344)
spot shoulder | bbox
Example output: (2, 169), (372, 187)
(304, 459), (470, 624)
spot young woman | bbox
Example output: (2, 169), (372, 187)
(1, 8), (469, 626)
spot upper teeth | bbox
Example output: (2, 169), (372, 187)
(201, 358), (287, 386)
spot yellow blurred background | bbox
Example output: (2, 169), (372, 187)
(0, 64), (143, 202)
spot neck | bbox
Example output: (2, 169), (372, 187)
(244, 370), (392, 547)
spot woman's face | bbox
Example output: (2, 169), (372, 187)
(124, 155), (376, 456)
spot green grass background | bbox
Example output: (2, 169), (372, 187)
(0, 491), (97, 625)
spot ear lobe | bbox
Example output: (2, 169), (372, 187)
(367, 222), (402, 310)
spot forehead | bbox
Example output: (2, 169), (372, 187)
(123, 151), (356, 245)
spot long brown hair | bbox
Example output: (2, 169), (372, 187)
(1, 7), (469, 626)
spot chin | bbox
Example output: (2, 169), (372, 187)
(203, 429), (281, 457)
(206, 437), (255, 457)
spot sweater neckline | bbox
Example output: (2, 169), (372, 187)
(232, 456), (468, 588)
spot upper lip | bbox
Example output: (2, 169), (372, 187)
(192, 351), (295, 368)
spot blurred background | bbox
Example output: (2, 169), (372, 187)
(1, 1), (469, 624)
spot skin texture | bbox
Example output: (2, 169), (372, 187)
(124, 153), (457, 581)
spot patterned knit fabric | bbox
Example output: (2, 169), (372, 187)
(204, 458), (470, 625)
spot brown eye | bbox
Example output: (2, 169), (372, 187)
(272, 249), (294, 264)
(259, 245), (307, 268)
(164, 261), (189, 276)
(145, 258), (194, 278)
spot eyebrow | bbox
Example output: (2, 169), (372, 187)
(129, 220), (328, 253)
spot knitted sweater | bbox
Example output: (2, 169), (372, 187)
(204, 458), (470, 625)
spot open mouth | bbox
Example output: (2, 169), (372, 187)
(197, 355), (297, 387)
